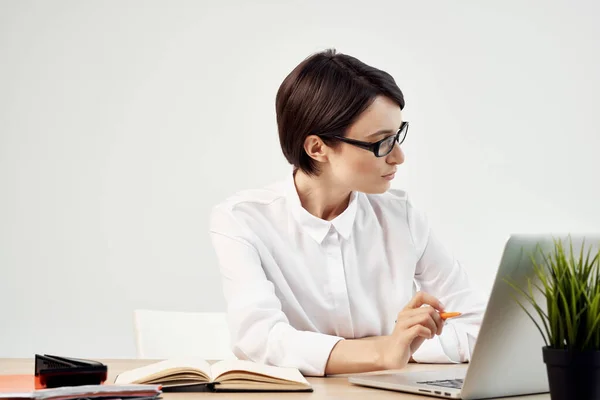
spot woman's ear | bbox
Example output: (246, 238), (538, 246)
(303, 135), (329, 163)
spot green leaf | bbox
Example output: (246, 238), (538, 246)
(505, 238), (600, 350)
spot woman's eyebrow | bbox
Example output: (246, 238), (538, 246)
(366, 128), (394, 138)
(366, 125), (401, 138)
(366, 121), (404, 138)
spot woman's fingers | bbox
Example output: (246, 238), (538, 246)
(401, 325), (433, 343)
(403, 291), (445, 312)
(431, 308), (444, 335)
(396, 310), (437, 338)
(395, 306), (445, 336)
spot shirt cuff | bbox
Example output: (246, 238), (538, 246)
(269, 323), (345, 376)
(304, 332), (345, 376)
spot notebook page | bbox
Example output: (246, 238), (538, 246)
(211, 360), (308, 385)
(115, 358), (211, 384)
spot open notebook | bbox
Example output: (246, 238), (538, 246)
(114, 358), (312, 392)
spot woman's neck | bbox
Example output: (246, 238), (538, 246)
(293, 169), (352, 221)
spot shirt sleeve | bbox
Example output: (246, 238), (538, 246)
(406, 199), (487, 363)
(209, 206), (344, 376)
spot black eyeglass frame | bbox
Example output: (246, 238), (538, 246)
(319, 121), (409, 158)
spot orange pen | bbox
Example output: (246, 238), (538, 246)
(440, 312), (461, 320)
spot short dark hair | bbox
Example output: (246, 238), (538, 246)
(276, 49), (405, 175)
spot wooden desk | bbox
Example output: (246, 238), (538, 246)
(0, 359), (549, 399)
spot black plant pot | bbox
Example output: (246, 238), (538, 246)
(543, 346), (600, 400)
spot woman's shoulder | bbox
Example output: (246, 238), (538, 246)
(210, 179), (288, 225)
(215, 182), (285, 209)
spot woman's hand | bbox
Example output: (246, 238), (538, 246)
(375, 291), (445, 370)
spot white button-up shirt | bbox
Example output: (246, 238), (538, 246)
(209, 173), (486, 376)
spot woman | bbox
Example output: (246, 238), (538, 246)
(210, 49), (486, 377)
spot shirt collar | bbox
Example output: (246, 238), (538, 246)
(285, 171), (358, 244)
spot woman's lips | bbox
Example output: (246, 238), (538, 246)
(382, 171), (396, 180)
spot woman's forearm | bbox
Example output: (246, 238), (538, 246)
(324, 337), (387, 375)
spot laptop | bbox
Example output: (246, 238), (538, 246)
(349, 234), (599, 399)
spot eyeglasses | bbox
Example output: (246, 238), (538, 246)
(322, 121), (409, 158)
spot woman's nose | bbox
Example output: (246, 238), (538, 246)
(386, 143), (405, 165)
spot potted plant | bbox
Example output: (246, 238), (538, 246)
(506, 237), (600, 400)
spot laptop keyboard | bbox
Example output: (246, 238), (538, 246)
(417, 378), (464, 389)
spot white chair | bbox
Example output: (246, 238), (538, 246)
(133, 309), (237, 360)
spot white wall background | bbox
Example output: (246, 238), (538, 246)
(1, 0), (599, 358)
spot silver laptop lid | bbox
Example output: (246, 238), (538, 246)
(462, 234), (599, 399)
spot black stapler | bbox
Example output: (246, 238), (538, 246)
(34, 354), (108, 388)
